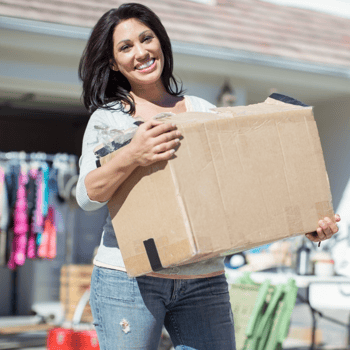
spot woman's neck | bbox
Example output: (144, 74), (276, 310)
(130, 81), (178, 107)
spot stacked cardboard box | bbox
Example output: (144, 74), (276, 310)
(60, 264), (94, 323)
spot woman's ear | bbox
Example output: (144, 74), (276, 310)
(109, 59), (118, 71)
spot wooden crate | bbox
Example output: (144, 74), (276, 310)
(60, 265), (94, 323)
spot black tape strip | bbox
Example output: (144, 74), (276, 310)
(269, 93), (309, 107)
(94, 139), (132, 158)
(143, 238), (163, 271)
(96, 159), (101, 168)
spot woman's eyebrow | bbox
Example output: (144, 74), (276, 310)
(117, 30), (152, 46)
(117, 38), (131, 46)
(139, 30), (153, 39)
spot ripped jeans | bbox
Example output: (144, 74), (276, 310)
(90, 266), (236, 350)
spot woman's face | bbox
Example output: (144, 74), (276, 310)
(111, 18), (165, 89)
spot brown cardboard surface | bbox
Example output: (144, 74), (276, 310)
(100, 95), (334, 277)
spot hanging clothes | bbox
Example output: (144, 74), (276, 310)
(0, 151), (78, 269)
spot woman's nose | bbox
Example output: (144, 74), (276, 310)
(135, 44), (149, 59)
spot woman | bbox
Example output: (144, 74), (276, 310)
(76, 3), (340, 349)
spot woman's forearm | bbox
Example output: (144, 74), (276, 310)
(84, 144), (138, 203)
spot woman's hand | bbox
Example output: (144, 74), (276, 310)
(305, 214), (341, 244)
(84, 119), (181, 203)
(129, 119), (181, 166)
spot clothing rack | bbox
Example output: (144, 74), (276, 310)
(0, 151), (78, 163)
(0, 151), (79, 315)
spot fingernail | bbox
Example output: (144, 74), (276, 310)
(175, 138), (180, 143)
(170, 149), (175, 154)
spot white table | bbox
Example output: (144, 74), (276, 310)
(225, 268), (350, 349)
(225, 268), (350, 288)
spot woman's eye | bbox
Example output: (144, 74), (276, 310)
(120, 45), (130, 51)
(143, 36), (153, 43)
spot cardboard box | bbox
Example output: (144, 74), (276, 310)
(100, 94), (334, 277)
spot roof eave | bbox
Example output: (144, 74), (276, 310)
(172, 41), (350, 80)
(1, 15), (350, 80)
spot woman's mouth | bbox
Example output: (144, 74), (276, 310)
(135, 58), (156, 71)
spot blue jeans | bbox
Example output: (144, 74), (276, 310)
(90, 266), (236, 350)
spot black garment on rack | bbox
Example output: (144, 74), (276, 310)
(26, 174), (37, 220)
(5, 164), (20, 210)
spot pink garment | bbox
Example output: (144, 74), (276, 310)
(47, 207), (57, 259)
(7, 238), (16, 270)
(26, 226), (36, 259)
(38, 206), (56, 259)
(8, 168), (29, 269)
(13, 169), (28, 235)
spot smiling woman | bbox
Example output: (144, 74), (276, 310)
(78, 4), (183, 116)
(76, 3), (237, 350)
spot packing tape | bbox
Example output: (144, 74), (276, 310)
(134, 236), (169, 254)
(315, 201), (334, 220)
(143, 238), (163, 272)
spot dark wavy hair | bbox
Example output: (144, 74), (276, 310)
(79, 3), (184, 114)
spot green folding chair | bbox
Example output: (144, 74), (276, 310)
(243, 283), (285, 350)
(263, 278), (298, 350)
(230, 275), (298, 350)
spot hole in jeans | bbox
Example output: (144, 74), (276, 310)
(120, 318), (131, 334)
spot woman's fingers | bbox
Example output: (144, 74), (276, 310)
(147, 122), (181, 158)
(323, 217), (339, 236)
(147, 121), (179, 138)
(154, 129), (181, 145)
(152, 148), (177, 163)
(141, 118), (164, 131)
(130, 120), (181, 166)
(154, 138), (180, 154)
(305, 232), (319, 243)
(305, 214), (340, 243)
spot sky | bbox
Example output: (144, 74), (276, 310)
(262, 0), (350, 19)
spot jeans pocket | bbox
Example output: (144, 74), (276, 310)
(95, 267), (136, 303)
(207, 274), (230, 296)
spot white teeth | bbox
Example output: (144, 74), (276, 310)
(136, 59), (154, 70)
